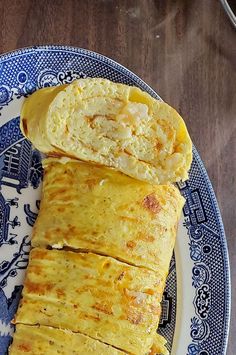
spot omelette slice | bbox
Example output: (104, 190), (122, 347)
(20, 78), (192, 185)
(32, 158), (184, 274)
(15, 248), (165, 355)
(10, 324), (125, 355)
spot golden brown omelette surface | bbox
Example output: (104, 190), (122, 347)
(32, 158), (184, 274)
(15, 248), (165, 355)
(9, 324), (125, 355)
(16, 76), (190, 354)
(20, 78), (192, 185)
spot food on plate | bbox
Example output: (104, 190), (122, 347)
(9, 324), (125, 355)
(11, 77), (192, 355)
(32, 158), (185, 274)
(20, 78), (192, 184)
(14, 248), (166, 355)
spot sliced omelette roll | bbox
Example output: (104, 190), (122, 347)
(15, 248), (165, 355)
(10, 324), (125, 355)
(32, 158), (185, 274)
(20, 78), (192, 184)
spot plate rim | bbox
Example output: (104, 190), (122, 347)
(0, 45), (231, 354)
(191, 146), (231, 353)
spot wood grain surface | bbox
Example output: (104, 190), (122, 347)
(0, 0), (235, 354)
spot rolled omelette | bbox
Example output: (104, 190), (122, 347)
(14, 248), (166, 355)
(9, 324), (125, 355)
(20, 78), (192, 185)
(32, 158), (185, 274)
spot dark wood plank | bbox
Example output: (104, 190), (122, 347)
(0, 0), (235, 353)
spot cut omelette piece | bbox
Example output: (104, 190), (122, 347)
(20, 77), (192, 184)
(32, 158), (185, 274)
(15, 248), (165, 355)
(9, 324), (125, 355)
(151, 334), (169, 355)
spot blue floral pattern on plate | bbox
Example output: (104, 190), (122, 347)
(0, 46), (230, 355)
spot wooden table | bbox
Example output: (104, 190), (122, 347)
(0, 0), (235, 354)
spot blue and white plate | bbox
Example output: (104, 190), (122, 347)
(0, 46), (230, 355)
